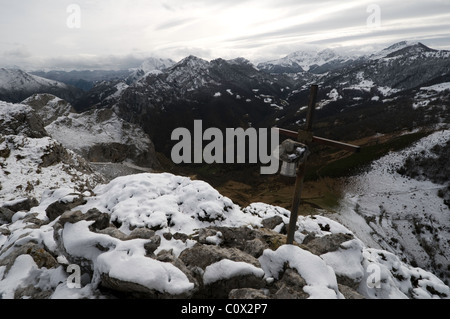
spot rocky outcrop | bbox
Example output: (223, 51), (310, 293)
(0, 101), (48, 138)
(1, 172), (449, 300)
(22, 93), (74, 126)
(45, 108), (161, 170)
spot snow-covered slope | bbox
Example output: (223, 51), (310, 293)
(313, 42), (450, 111)
(0, 69), (67, 92)
(45, 108), (160, 169)
(15, 93), (161, 171)
(0, 101), (103, 203)
(0, 135), (102, 203)
(332, 128), (450, 284)
(369, 41), (421, 60)
(126, 57), (176, 84)
(139, 57), (176, 75)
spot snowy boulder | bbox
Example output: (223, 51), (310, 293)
(97, 251), (195, 299)
(0, 207), (15, 224)
(78, 173), (261, 235)
(46, 196), (88, 222)
(320, 238), (366, 289)
(55, 216), (195, 299)
(179, 245), (262, 270)
(259, 245), (344, 299)
(179, 245), (265, 298)
(1, 198), (39, 224)
(57, 209), (110, 231)
(262, 215), (285, 231)
(303, 233), (355, 256)
(193, 226), (284, 258)
(270, 268), (309, 299)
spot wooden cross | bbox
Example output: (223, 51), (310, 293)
(275, 85), (361, 245)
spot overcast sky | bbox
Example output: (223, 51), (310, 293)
(1, 0), (449, 70)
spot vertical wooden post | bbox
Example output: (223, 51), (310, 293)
(286, 85), (318, 245)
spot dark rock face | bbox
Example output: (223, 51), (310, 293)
(86, 142), (160, 169)
(45, 196), (88, 222)
(303, 233), (354, 255)
(2, 197), (39, 214)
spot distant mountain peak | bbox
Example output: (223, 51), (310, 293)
(226, 57), (253, 65)
(0, 68), (82, 103)
(257, 48), (353, 74)
(384, 40), (418, 51)
(371, 41), (437, 60)
(139, 57), (175, 74)
(169, 55), (210, 72)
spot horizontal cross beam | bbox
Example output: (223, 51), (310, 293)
(274, 128), (361, 153)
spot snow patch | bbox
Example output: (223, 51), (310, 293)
(420, 82), (450, 92)
(203, 259), (264, 285)
(259, 245), (342, 299)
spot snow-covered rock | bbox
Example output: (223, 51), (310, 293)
(0, 134), (103, 203)
(22, 93), (74, 126)
(0, 101), (48, 138)
(1, 170), (449, 299)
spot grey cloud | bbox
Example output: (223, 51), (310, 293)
(3, 45), (32, 58)
(155, 18), (194, 31)
(308, 23), (450, 46)
(36, 54), (147, 71)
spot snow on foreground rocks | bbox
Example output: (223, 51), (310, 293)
(1, 173), (449, 299)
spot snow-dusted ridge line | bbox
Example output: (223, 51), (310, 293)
(0, 68), (68, 91)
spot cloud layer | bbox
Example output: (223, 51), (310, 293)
(1, 0), (449, 70)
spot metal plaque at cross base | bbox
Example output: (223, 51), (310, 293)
(275, 85), (361, 245)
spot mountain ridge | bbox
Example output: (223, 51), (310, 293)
(0, 68), (82, 104)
